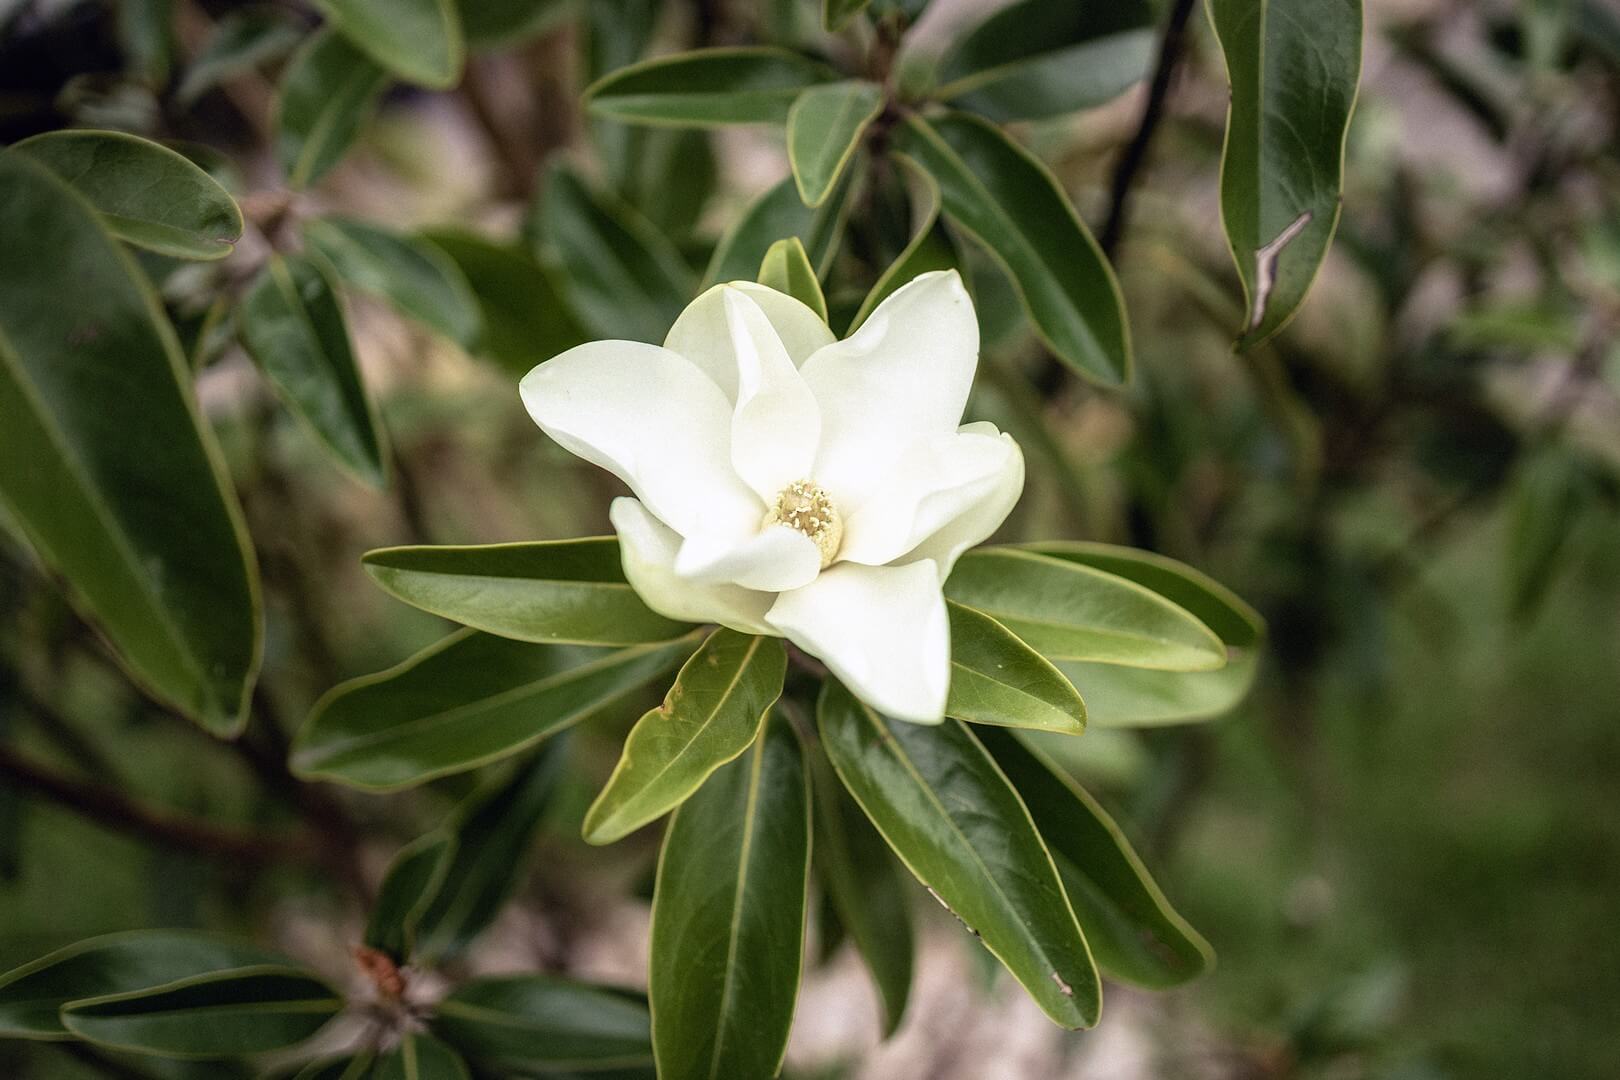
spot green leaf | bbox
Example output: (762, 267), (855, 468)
(704, 173), (854, 287)
(756, 237), (828, 323)
(946, 601), (1085, 733)
(293, 630), (698, 790)
(361, 538), (695, 646)
(374, 1031), (471, 1080)
(312, 0), (463, 88)
(0, 152), (260, 734)
(365, 831), (457, 961)
(291, 1055), (375, 1080)
(583, 630), (787, 845)
(817, 681), (1099, 1028)
(60, 966), (341, 1056)
(275, 28), (390, 188)
(0, 931), (285, 1040)
(977, 729), (1213, 988)
(176, 6), (305, 106)
(304, 217), (480, 348)
(241, 253), (389, 487)
(892, 110), (1131, 385)
(433, 975), (653, 1072)
(1209, 0), (1363, 347)
(934, 0), (1155, 121)
(118, 0), (173, 84)
(585, 47), (836, 127)
(848, 159), (954, 332)
(786, 80), (883, 208)
(604, 129), (717, 244)
(823, 0), (872, 32)
(537, 163), (695, 344)
(14, 130), (244, 260)
(455, 0), (573, 48)
(419, 229), (588, 377)
(1506, 448), (1586, 620)
(944, 549), (1225, 670)
(650, 713), (809, 1080)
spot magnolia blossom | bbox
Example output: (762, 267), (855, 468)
(521, 270), (1023, 723)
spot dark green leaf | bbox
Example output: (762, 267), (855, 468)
(586, 47), (836, 127)
(817, 681), (1099, 1027)
(704, 173), (854, 287)
(374, 1031), (471, 1080)
(366, 831), (457, 960)
(361, 538), (694, 646)
(650, 713), (809, 1079)
(305, 216), (482, 348)
(433, 975), (653, 1072)
(241, 253), (389, 487)
(291, 1056), (375, 1080)
(947, 601), (1085, 733)
(786, 80), (883, 208)
(312, 0), (463, 88)
(118, 0), (173, 85)
(848, 159), (954, 332)
(756, 237), (828, 323)
(978, 729), (1213, 988)
(456, 0), (573, 48)
(275, 28), (390, 188)
(823, 0), (872, 32)
(605, 129), (717, 244)
(293, 629), (698, 790)
(14, 130), (244, 260)
(583, 630), (787, 845)
(0, 152), (259, 734)
(176, 6), (305, 106)
(1506, 448), (1586, 620)
(1209, 0), (1362, 347)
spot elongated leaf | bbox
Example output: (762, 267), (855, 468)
(944, 549), (1225, 670)
(61, 966), (341, 1056)
(823, 0), (871, 32)
(817, 681), (1099, 1027)
(756, 237), (828, 322)
(456, 0), (573, 48)
(0, 153), (259, 734)
(787, 80), (883, 207)
(1210, 0), (1362, 347)
(584, 630), (787, 845)
(362, 539), (693, 646)
(292, 1055), (375, 1080)
(0, 931), (286, 1040)
(947, 601), (1085, 733)
(366, 831), (457, 961)
(374, 1032), (470, 1080)
(276, 29), (389, 188)
(538, 163), (694, 344)
(650, 714), (809, 1080)
(433, 975), (652, 1071)
(935, 0), (1155, 121)
(605, 128), (717, 244)
(294, 630), (697, 790)
(176, 6), (304, 106)
(304, 217), (481, 348)
(704, 173), (853, 287)
(978, 729), (1212, 988)
(312, 0), (462, 88)
(241, 253), (388, 486)
(15, 131), (243, 260)
(893, 111), (1130, 385)
(586, 47), (835, 127)
(849, 158), (953, 332)
(420, 230), (588, 377)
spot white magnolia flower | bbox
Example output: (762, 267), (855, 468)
(521, 270), (1024, 723)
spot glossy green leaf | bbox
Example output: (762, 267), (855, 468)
(14, 130), (243, 260)
(1209, 0), (1363, 347)
(176, 6), (304, 106)
(978, 729), (1213, 988)
(756, 237), (828, 323)
(241, 253), (389, 487)
(584, 630), (787, 845)
(586, 47), (835, 127)
(366, 831), (457, 960)
(433, 975), (653, 1072)
(786, 80), (883, 208)
(312, 0), (462, 88)
(420, 229), (588, 377)
(304, 217), (482, 348)
(823, 0), (872, 32)
(361, 538), (694, 646)
(893, 110), (1130, 385)
(456, 0), (573, 48)
(946, 601), (1085, 733)
(275, 28), (390, 188)
(817, 681), (1099, 1028)
(650, 713), (809, 1080)
(0, 931), (285, 1040)
(538, 163), (694, 344)
(61, 966), (341, 1056)
(934, 0), (1155, 121)
(848, 159), (953, 332)
(374, 1032), (471, 1080)
(0, 152), (259, 734)
(944, 549), (1225, 670)
(605, 128), (717, 244)
(704, 173), (853, 287)
(294, 629), (698, 790)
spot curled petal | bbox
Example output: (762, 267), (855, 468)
(665, 281), (836, 400)
(675, 525), (823, 593)
(900, 421), (1025, 580)
(725, 289), (821, 502)
(610, 499), (774, 634)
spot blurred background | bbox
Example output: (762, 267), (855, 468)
(2, 0), (1618, 1077)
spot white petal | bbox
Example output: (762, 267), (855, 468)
(838, 425), (1024, 571)
(724, 289), (821, 501)
(902, 421), (1026, 580)
(610, 499), (775, 635)
(799, 270), (979, 509)
(665, 281), (836, 400)
(766, 560), (950, 724)
(675, 524), (823, 592)
(521, 341), (760, 540)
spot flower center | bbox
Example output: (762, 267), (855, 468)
(764, 480), (842, 568)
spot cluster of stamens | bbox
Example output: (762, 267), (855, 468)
(765, 480), (843, 568)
